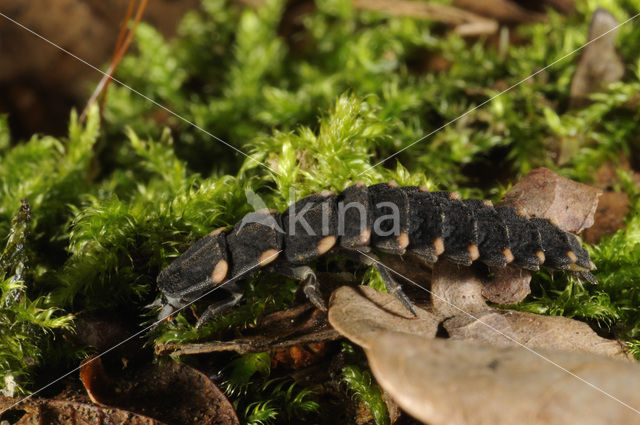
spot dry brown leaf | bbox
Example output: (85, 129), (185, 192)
(78, 359), (239, 425)
(431, 261), (488, 318)
(500, 167), (602, 233)
(272, 342), (332, 369)
(443, 309), (629, 359)
(569, 8), (625, 109)
(327, 286), (439, 349)
(0, 397), (168, 425)
(366, 332), (640, 425)
(480, 266), (531, 305)
(583, 191), (630, 244)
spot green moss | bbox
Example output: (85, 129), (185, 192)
(0, 201), (73, 396)
(220, 352), (319, 424)
(340, 343), (389, 425)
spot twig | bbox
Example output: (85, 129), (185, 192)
(352, 0), (498, 36)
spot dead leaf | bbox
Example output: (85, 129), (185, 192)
(443, 309), (630, 359)
(481, 266), (531, 305)
(583, 191), (630, 244)
(366, 332), (640, 425)
(431, 261), (488, 318)
(0, 397), (168, 425)
(79, 356), (116, 405)
(500, 167), (602, 233)
(79, 359), (239, 425)
(272, 342), (332, 369)
(156, 303), (340, 356)
(570, 8), (625, 109)
(328, 286), (439, 350)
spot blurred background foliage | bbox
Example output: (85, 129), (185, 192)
(2, 0), (640, 422)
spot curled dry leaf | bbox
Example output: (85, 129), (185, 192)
(0, 397), (168, 425)
(443, 309), (629, 359)
(480, 265), (531, 305)
(569, 8), (625, 109)
(431, 261), (489, 318)
(500, 167), (601, 233)
(583, 191), (630, 244)
(328, 286), (439, 350)
(156, 303), (340, 356)
(366, 332), (640, 425)
(79, 358), (239, 425)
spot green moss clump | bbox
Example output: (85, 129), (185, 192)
(0, 201), (73, 396)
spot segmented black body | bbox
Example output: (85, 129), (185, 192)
(157, 182), (595, 324)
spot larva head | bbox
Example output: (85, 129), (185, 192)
(157, 229), (229, 299)
(565, 234), (596, 272)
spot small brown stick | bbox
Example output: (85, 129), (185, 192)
(79, 0), (149, 123)
(352, 0), (498, 36)
(156, 328), (340, 356)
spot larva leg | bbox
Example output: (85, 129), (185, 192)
(302, 272), (326, 312)
(346, 250), (417, 316)
(575, 270), (598, 285)
(272, 264), (326, 311)
(195, 282), (244, 329)
(375, 262), (417, 316)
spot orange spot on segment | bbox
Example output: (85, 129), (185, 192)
(468, 244), (480, 261)
(360, 228), (371, 245)
(258, 249), (280, 266)
(567, 251), (578, 263)
(317, 236), (337, 255)
(209, 227), (226, 236)
(536, 250), (546, 264)
(503, 248), (514, 264)
(433, 237), (445, 256)
(397, 232), (410, 249)
(211, 260), (229, 284)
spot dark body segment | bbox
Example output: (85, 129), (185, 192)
(463, 199), (511, 268)
(530, 218), (583, 270)
(227, 211), (283, 276)
(495, 207), (544, 271)
(156, 183), (598, 327)
(368, 182), (410, 254)
(282, 192), (338, 264)
(338, 182), (373, 251)
(565, 233), (593, 270)
(157, 228), (229, 297)
(401, 186), (445, 263)
(431, 192), (478, 266)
